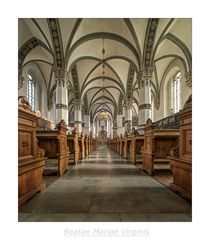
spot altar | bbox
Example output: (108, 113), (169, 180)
(98, 126), (107, 143)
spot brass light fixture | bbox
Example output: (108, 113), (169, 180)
(98, 111), (110, 120)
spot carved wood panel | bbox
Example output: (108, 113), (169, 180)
(136, 139), (144, 154)
(18, 106), (46, 206)
(18, 131), (32, 157)
(154, 138), (178, 158)
(180, 127), (192, 160)
(38, 138), (58, 158)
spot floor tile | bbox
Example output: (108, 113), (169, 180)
(19, 145), (192, 222)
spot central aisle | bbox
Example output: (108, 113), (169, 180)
(19, 145), (191, 222)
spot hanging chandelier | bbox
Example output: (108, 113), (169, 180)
(97, 111), (110, 120)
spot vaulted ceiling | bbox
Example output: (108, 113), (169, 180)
(18, 18), (192, 122)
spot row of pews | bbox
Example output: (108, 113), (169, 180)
(108, 95), (192, 200)
(18, 96), (99, 207)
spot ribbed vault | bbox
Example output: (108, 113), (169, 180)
(18, 18), (192, 123)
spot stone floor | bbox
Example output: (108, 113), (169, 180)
(19, 145), (192, 222)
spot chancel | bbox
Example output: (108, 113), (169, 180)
(18, 18), (192, 222)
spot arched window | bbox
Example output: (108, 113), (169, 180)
(167, 71), (181, 115)
(173, 71), (181, 113)
(27, 74), (36, 110)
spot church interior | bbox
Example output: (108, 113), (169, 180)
(18, 18), (192, 222)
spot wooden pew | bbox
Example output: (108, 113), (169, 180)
(18, 97), (47, 207)
(123, 133), (132, 159)
(141, 119), (179, 176)
(89, 135), (93, 153)
(78, 133), (85, 159)
(84, 134), (89, 156)
(67, 128), (79, 164)
(107, 138), (114, 151)
(88, 136), (91, 154)
(129, 130), (144, 164)
(36, 120), (69, 176)
(112, 138), (116, 152)
(119, 135), (125, 156)
(168, 95), (192, 200)
(92, 138), (95, 152)
(116, 136), (120, 154)
(113, 137), (117, 152)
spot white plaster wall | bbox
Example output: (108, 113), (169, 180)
(153, 59), (192, 122)
(180, 75), (192, 108)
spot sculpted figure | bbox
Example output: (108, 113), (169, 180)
(18, 96), (32, 112)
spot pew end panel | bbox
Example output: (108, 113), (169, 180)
(129, 134), (144, 164)
(141, 120), (154, 175)
(125, 136), (132, 159)
(78, 134), (85, 159)
(141, 119), (179, 176)
(67, 128), (79, 164)
(18, 104), (46, 207)
(85, 135), (89, 156)
(168, 157), (192, 200)
(168, 95), (192, 200)
(36, 120), (69, 176)
(57, 120), (69, 175)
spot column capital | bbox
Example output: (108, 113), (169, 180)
(73, 98), (82, 110)
(137, 67), (153, 80)
(137, 67), (153, 88)
(54, 67), (68, 87)
(53, 67), (66, 81)
(124, 98), (133, 110)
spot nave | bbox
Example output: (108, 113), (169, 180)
(18, 18), (192, 222)
(19, 145), (191, 222)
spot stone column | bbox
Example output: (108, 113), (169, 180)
(90, 121), (95, 138)
(112, 118), (118, 139)
(116, 114), (125, 136)
(74, 99), (82, 133)
(137, 68), (152, 128)
(83, 114), (90, 135)
(55, 68), (68, 124)
(124, 99), (133, 134)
